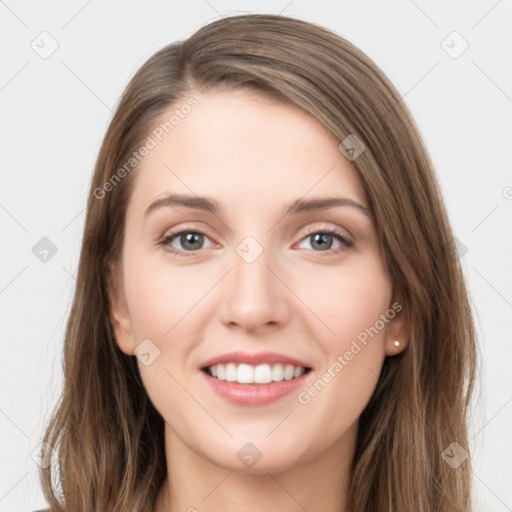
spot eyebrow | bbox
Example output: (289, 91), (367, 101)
(144, 193), (370, 218)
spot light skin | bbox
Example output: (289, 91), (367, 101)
(107, 89), (410, 512)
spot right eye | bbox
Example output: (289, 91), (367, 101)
(159, 229), (215, 256)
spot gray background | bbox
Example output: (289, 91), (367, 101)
(0, 1), (511, 511)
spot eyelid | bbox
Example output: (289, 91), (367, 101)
(160, 222), (351, 244)
(298, 222), (353, 242)
(162, 223), (217, 241)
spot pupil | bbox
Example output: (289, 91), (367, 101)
(182, 233), (203, 250)
(312, 233), (332, 250)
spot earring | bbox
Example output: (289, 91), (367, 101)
(393, 340), (400, 347)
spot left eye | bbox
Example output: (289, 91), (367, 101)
(297, 229), (353, 252)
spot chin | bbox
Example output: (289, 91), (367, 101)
(196, 434), (314, 474)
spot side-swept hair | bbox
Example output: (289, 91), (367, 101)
(39, 14), (478, 512)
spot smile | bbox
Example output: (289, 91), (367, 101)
(203, 363), (310, 384)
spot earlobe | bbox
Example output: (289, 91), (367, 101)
(106, 261), (135, 356)
(384, 298), (410, 356)
(389, 339), (405, 354)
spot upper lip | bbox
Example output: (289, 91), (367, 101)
(200, 351), (312, 369)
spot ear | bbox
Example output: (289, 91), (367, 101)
(383, 296), (410, 356)
(106, 261), (135, 356)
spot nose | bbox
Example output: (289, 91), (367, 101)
(217, 240), (291, 334)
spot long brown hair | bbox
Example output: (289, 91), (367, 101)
(39, 13), (478, 512)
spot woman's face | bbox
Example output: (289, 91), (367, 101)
(108, 89), (408, 473)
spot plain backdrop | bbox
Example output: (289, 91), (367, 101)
(1, 1), (511, 511)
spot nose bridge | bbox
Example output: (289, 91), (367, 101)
(219, 233), (289, 329)
(235, 234), (272, 289)
(233, 233), (276, 302)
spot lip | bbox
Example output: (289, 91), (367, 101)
(199, 350), (312, 370)
(200, 368), (312, 406)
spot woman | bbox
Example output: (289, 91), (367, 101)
(37, 13), (478, 512)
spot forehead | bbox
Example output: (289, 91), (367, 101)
(126, 89), (367, 220)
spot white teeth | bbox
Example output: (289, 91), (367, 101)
(284, 364), (295, 380)
(271, 363), (284, 381)
(225, 363), (237, 382)
(207, 362), (308, 384)
(293, 366), (304, 378)
(237, 363), (254, 383)
(254, 364), (272, 384)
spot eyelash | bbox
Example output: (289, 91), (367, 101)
(158, 225), (354, 258)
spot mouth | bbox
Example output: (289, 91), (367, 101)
(199, 351), (314, 406)
(201, 363), (312, 384)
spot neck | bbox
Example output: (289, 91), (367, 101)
(154, 422), (356, 512)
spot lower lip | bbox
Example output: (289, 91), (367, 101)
(201, 369), (311, 406)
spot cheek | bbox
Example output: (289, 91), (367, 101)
(294, 258), (391, 348)
(293, 258), (391, 409)
(123, 247), (206, 339)
(122, 251), (202, 419)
